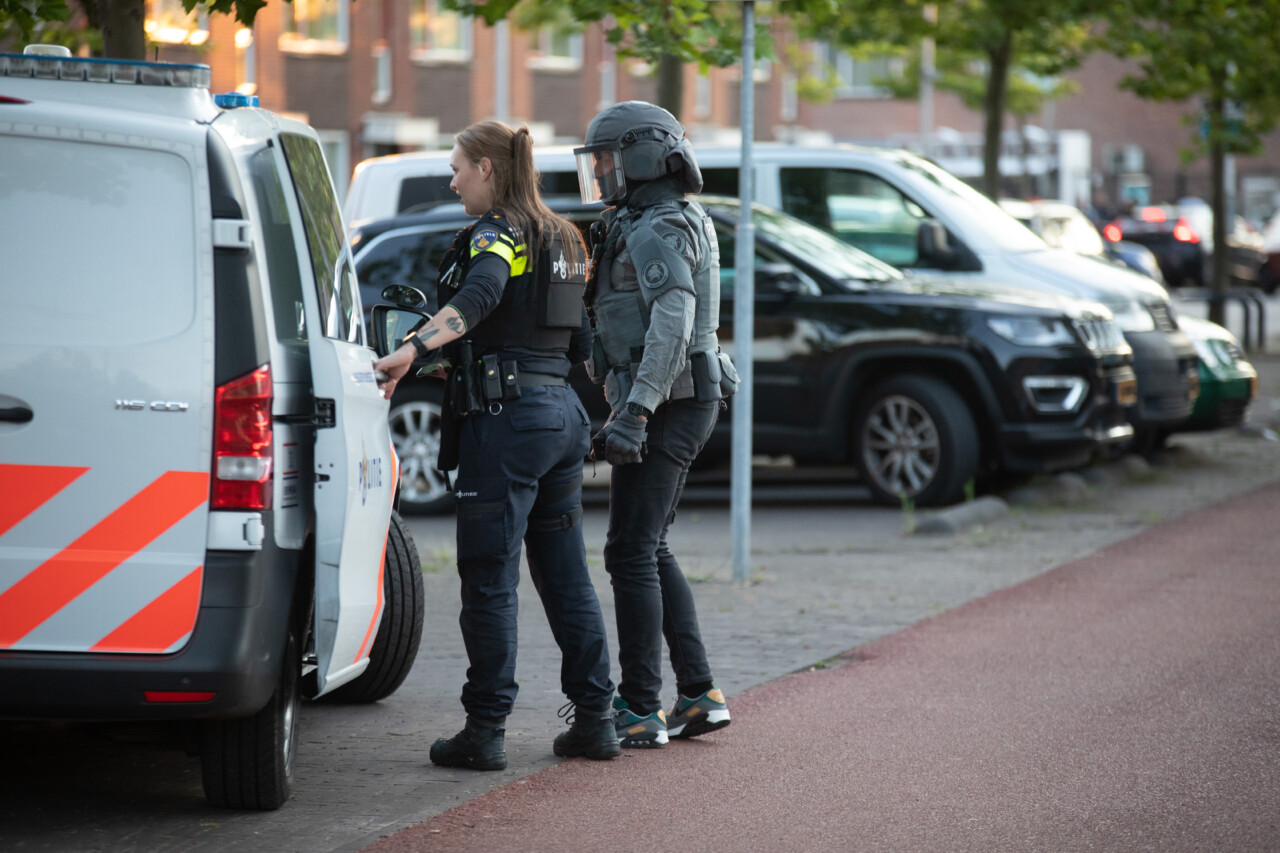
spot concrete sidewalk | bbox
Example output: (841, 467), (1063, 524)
(367, 479), (1280, 853)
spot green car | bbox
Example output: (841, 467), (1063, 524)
(1176, 315), (1258, 432)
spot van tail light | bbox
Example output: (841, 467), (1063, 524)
(145, 691), (216, 703)
(212, 365), (273, 510)
(1103, 223), (1122, 242)
(1172, 218), (1199, 243)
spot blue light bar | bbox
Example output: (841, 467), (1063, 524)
(213, 91), (260, 109)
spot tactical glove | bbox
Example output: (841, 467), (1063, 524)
(596, 409), (647, 466)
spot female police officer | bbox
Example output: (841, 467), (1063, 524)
(375, 120), (619, 769)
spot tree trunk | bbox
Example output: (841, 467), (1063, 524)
(657, 54), (684, 121)
(1209, 98), (1228, 327)
(101, 0), (147, 60)
(982, 31), (1013, 200)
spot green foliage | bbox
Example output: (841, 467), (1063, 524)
(441, 0), (779, 72)
(1, 0), (72, 44)
(1100, 0), (1280, 157)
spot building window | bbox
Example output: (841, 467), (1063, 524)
(281, 0), (348, 51)
(410, 0), (471, 61)
(372, 41), (391, 104)
(235, 27), (256, 95)
(695, 72), (712, 119)
(146, 0), (208, 46)
(528, 26), (582, 71)
(815, 42), (896, 98)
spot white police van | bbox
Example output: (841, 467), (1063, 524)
(0, 46), (423, 810)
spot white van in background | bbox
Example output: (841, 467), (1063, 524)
(346, 141), (1199, 442)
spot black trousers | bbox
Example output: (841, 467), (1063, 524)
(605, 397), (719, 716)
(453, 385), (615, 723)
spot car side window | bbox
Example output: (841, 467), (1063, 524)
(356, 231), (451, 312)
(279, 132), (358, 342)
(250, 148), (309, 349)
(713, 221), (818, 298)
(780, 168), (926, 267)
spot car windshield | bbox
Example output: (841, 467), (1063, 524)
(703, 198), (900, 285)
(898, 155), (1047, 252)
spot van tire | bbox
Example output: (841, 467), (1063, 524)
(389, 380), (452, 515)
(315, 512), (425, 703)
(201, 629), (299, 810)
(854, 375), (979, 507)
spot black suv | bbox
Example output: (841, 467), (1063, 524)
(353, 197), (1136, 508)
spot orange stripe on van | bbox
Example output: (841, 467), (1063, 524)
(91, 566), (204, 653)
(0, 464), (89, 538)
(0, 470), (209, 648)
(355, 538), (387, 663)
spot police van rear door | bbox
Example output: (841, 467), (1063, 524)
(275, 130), (395, 696)
(0, 102), (212, 656)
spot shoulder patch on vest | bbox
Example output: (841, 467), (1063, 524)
(642, 258), (670, 288)
(472, 229), (500, 252)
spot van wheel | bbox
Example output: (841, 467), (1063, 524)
(315, 512), (425, 703)
(201, 629), (299, 810)
(389, 381), (452, 514)
(854, 375), (979, 507)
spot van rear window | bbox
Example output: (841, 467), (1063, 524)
(0, 136), (196, 346)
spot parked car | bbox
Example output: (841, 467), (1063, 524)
(1175, 315), (1258, 435)
(353, 196), (1137, 509)
(1104, 200), (1268, 290)
(0, 47), (424, 810)
(999, 198), (1166, 285)
(346, 142), (1198, 450)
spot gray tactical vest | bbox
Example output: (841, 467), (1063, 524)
(590, 195), (722, 408)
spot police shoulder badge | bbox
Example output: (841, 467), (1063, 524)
(472, 229), (499, 252)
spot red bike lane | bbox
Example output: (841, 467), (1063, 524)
(364, 481), (1280, 853)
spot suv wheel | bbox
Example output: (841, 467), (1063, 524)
(389, 381), (452, 514)
(201, 628), (299, 810)
(314, 512), (425, 703)
(854, 375), (979, 507)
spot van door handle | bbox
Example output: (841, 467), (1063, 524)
(0, 407), (33, 423)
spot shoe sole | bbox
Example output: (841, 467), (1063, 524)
(617, 729), (668, 748)
(668, 709), (731, 739)
(429, 754), (508, 771)
(553, 742), (622, 760)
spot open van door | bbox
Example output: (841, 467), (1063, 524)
(278, 131), (395, 696)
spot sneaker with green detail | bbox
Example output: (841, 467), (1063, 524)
(667, 688), (731, 739)
(613, 695), (668, 748)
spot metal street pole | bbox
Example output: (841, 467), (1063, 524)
(731, 0), (755, 584)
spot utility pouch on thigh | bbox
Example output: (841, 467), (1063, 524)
(717, 350), (740, 398)
(481, 353), (503, 403)
(457, 341), (484, 415)
(690, 349), (723, 402)
(500, 359), (522, 401)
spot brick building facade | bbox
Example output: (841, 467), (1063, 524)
(147, 3), (1279, 220)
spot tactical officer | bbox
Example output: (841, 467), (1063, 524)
(375, 120), (619, 769)
(574, 101), (739, 748)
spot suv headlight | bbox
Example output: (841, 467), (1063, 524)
(1105, 299), (1157, 332)
(986, 316), (1075, 346)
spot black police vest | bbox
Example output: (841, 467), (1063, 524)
(437, 211), (586, 357)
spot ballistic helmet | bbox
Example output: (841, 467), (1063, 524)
(574, 100), (703, 204)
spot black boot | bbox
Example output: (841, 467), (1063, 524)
(430, 717), (507, 771)
(553, 704), (621, 760)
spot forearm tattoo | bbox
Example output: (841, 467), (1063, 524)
(445, 315), (466, 334)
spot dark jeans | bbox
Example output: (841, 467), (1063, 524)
(604, 397), (719, 716)
(453, 385), (615, 723)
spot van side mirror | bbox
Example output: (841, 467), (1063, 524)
(381, 284), (428, 309)
(916, 220), (956, 267)
(371, 304), (433, 357)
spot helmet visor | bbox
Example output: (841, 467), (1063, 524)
(574, 145), (626, 204)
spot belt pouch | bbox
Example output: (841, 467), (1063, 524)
(690, 349), (723, 402)
(501, 359), (522, 401)
(458, 341), (484, 414)
(482, 353), (503, 402)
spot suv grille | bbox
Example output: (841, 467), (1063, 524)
(1148, 301), (1178, 332)
(1073, 317), (1127, 353)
